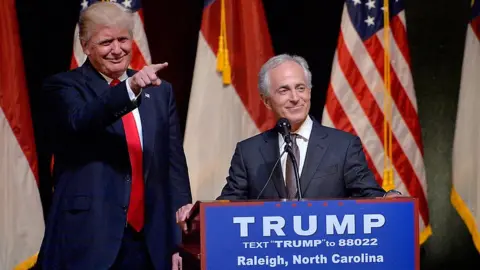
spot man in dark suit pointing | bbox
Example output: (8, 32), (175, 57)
(217, 54), (401, 200)
(36, 2), (191, 269)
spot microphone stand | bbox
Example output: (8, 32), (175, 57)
(256, 149), (288, 200)
(284, 140), (303, 201)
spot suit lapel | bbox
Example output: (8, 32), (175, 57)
(81, 63), (155, 181)
(82, 59), (110, 97)
(299, 121), (329, 195)
(260, 129), (287, 198)
(138, 89), (156, 181)
(124, 70), (156, 181)
(81, 61), (127, 137)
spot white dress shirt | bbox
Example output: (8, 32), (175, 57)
(101, 72), (143, 150)
(278, 116), (313, 182)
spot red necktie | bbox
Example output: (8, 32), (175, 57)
(110, 79), (144, 231)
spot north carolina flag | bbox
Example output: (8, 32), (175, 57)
(451, 0), (480, 253)
(184, 0), (275, 201)
(0, 0), (45, 269)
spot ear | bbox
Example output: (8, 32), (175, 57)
(261, 94), (272, 111)
(81, 40), (90, 56)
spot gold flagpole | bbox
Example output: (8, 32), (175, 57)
(382, 0), (395, 191)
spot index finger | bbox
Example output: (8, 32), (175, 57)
(151, 62), (168, 72)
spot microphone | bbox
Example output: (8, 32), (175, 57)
(256, 148), (288, 200)
(276, 118), (303, 201)
(276, 118), (292, 145)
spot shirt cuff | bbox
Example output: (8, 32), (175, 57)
(125, 77), (142, 102)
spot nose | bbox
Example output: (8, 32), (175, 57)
(290, 89), (300, 102)
(111, 40), (122, 55)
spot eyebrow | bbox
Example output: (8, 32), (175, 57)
(97, 38), (114, 43)
(276, 83), (306, 90)
(96, 36), (130, 44)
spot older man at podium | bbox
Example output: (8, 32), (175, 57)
(216, 54), (402, 201)
(176, 54), (402, 233)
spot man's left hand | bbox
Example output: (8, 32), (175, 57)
(384, 193), (404, 198)
(384, 190), (405, 198)
(176, 204), (194, 233)
(172, 252), (182, 270)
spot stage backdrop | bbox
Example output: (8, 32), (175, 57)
(14, 0), (479, 269)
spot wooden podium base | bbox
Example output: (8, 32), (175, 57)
(179, 247), (200, 270)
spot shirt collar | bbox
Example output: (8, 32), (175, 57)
(278, 115), (313, 144)
(294, 115), (313, 141)
(99, 71), (128, 84)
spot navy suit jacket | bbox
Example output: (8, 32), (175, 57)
(218, 118), (385, 200)
(36, 61), (192, 270)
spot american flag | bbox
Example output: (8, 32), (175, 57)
(321, 0), (430, 243)
(70, 0), (151, 70)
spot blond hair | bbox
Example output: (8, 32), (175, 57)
(79, 2), (134, 44)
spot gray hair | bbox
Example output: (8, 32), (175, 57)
(79, 2), (134, 44)
(258, 54), (313, 96)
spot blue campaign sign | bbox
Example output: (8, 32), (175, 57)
(201, 199), (418, 270)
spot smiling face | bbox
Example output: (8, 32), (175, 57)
(261, 61), (311, 131)
(82, 25), (132, 79)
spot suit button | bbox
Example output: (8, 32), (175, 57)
(125, 175), (131, 182)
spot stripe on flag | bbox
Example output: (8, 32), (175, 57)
(321, 0), (431, 244)
(451, 0), (480, 253)
(0, 0), (45, 269)
(184, 0), (275, 201)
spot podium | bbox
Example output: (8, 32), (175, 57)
(179, 198), (419, 270)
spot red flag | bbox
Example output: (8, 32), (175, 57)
(0, 0), (44, 268)
(184, 0), (275, 201)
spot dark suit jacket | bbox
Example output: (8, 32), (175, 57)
(36, 61), (192, 270)
(218, 118), (385, 200)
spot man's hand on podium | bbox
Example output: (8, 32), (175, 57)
(173, 204), (193, 270)
(383, 189), (405, 198)
(172, 252), (182, 270)
(176, 203), (194, 233)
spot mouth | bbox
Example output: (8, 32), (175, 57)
(286, 105), (304, 110)
(107, 57), (124, 64)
